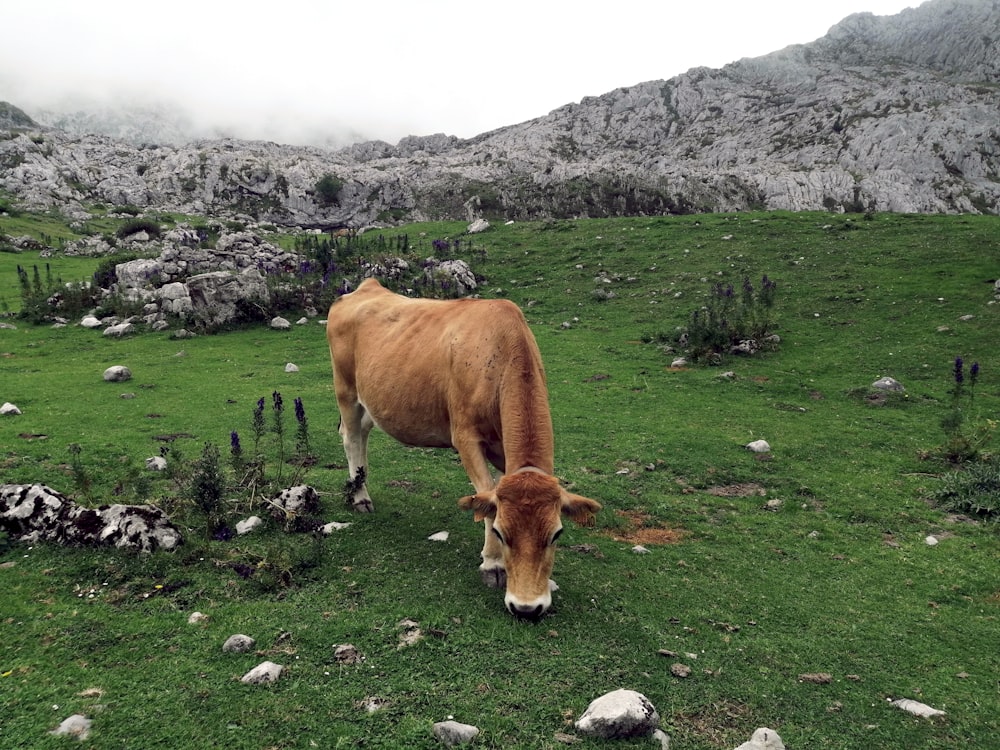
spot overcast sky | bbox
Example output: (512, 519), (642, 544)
(2, 0), (919, 147)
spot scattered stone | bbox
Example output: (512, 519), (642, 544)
(284, 362), (299, 372)
(798, 672), (832, 684)
(925, 535), (939, 546)
(333, 644), (364, 664)
(889, 698), (946, 718)
(357, 696), (388, 713)
(428, 530), (450, 542)
(145, 456), (167, 471)
(871, 376), (904, 392)
(270, 316), (291, 330)
(296, 317), (309, 325)
(745, 439), (771, 453)
(574, 689), (661, 740)
(670, 663), (692, 678)
(236, 516), (263, 535)
(763, 498), (784, 512)
(188, 611), (209, 624)
(0, 483), (182, 552)
(733, 727), (786, 750)
(222, 634), (256, 653)
(632, 545), (650, 554)
(241, 661), (284, 685)
(103, 322), (135, 337)
(0, 402), (21, 416)
(103, 365), (132, 382)
(670, 357), (687, 368)
(397, 618), (424, 649)
(321, 521), (352, 534)
(119, 392), (136, 399)
(467, 218), (490, 234)
(50, 714), (92, 741)
(433, 719), (481, 746)
(270, 485), (319, 522)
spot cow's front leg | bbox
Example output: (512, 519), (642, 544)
(339, 405), (375, 512)
(453, 430), (507, 588)
(480, 515), (507, 589)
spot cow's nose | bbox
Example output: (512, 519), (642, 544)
(507, 601), (546, 620)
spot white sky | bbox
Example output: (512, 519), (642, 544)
(1, 0), (918, 146)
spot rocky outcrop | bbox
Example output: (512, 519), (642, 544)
(1, 0), (997, 221)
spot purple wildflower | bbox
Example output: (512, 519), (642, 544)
(954, 356), (964, 385)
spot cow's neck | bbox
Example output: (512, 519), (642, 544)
(499, 350), (555, 475)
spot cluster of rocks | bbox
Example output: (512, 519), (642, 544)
(0, 483), (181, 552)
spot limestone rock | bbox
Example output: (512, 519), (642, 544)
(223, 634), (256, 653)
(50, 714), (92, 741)
(103, 365), (132, 382)
(745, 439), (771, 453)
(733, 727), (786, 750)
(241, 661), (283, 685)
(872, 376), (904, 392)
(432, 720), (480, 746)
(0, 402), (21, 416)
(574, 689), (660, 740)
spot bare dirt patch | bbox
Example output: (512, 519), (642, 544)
(705, 483), (767, 497)
(605, 509), (685, 545)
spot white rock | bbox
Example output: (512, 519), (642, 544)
(145, 456), (167, 471)
(428, 531), (450, 542)
(432, 720), (480, 746)
(241, 660), (284, 685)
(103, 322), (135, 337)
(270, 316), (291, 330)
(80, 315), (102, 328)
(733, 727), (786, 750)
(188, 611), (209, 624)
(745, 439), (771, 453)
(632, 545), (650, 554)
(236, 516), (263, 535)
(890, 698), (946, 718)
(925, 535), (939, 546)
(321, 521), (352, 534)
(670, 357), (687, 367)
(284, 362), (299, 372)
(0, 402), (21, 416)
(222, 634), (256, 653)
(574, 689), (661, 739)
(467, 218), (490, 234)
(50, 714), (92, 740)
(296, 317), (309, 325)
(872, 376), (905, 392)
(103, 365), (132, 382)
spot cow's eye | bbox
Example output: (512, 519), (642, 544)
(492, 527), (504, 544)
(551, 528), (564, 545)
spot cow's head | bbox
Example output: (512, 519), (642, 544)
(459, 469), (600, 619)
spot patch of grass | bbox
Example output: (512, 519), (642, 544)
(1, 211), (998, 749)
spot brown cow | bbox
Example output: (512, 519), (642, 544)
(326, 278), (600, 618)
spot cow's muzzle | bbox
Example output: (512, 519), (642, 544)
(506, 600), (547, 620)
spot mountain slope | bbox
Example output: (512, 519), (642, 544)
(2, 0), (998, 223)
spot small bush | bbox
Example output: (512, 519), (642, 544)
(115, 218), (161, 240)
(932, 457), (1000, 521)
(660, 274), (779, 363)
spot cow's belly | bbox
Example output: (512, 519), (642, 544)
(360, 394), (454, 449)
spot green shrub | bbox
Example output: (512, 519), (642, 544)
(315, 174), (345, 206)
(932, 456), (1000, 521)
(115, 218), (161, 240)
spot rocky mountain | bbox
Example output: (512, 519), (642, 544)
(1, 0), (998, 226)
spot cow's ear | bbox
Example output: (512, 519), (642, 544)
(561, 491), (601, 526)
(458, 492), (497, 522)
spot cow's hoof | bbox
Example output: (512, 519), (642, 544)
(351, 499), (375, 513)
(480, 565), (507, 589)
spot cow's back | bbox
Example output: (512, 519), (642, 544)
(327, 279), (542, 453)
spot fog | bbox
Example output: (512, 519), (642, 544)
(1, 0), (916, 147)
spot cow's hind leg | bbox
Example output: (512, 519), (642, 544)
(339, 404), (375, 512)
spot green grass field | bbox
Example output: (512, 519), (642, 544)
(1, 211), (998, 748)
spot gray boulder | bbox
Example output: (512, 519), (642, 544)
(0, 483), (182, 551)
(432, 720), (480, 746)
(574, 689), (661, 740)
